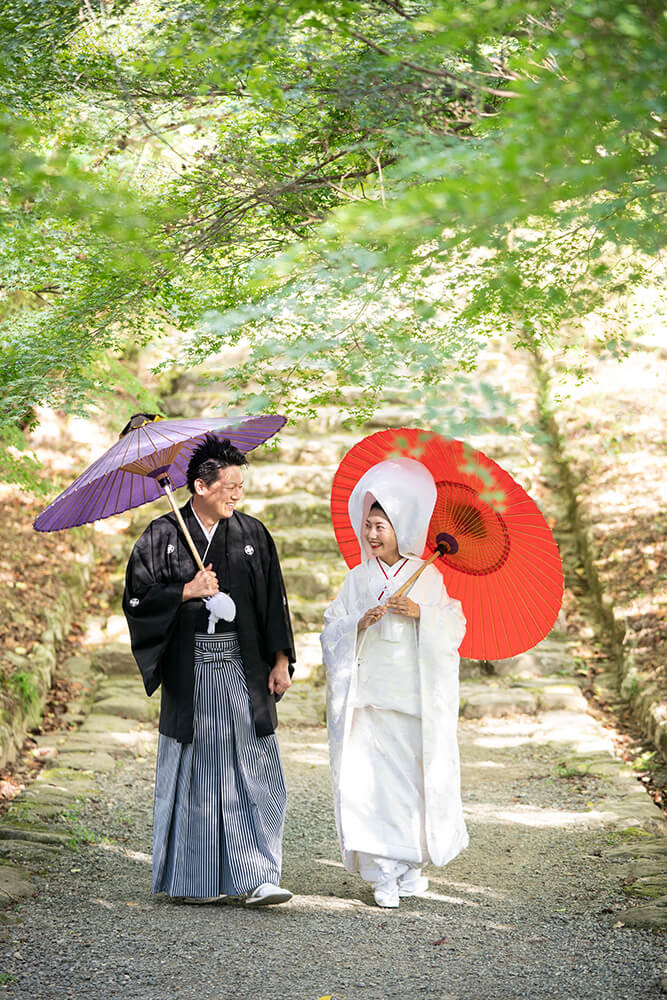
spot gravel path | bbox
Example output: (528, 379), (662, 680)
(1, 700), (665, 1000)
(5, 324), (665, 1000)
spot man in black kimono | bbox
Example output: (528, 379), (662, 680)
(123, 435), (296, 905)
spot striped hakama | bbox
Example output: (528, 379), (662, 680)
(152, 632), (286, 898)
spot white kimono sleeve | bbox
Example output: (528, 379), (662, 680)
(418, 574), (466, 659)
(321, 572), (363, 724)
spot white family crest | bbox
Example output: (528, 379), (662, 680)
(129, 597), (140, 607)
(244, 544), (255, 556)
(167, 544), (175, 555)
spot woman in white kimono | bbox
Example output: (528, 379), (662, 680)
(321, 458), (468, 907)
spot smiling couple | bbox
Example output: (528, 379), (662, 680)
(124, 436), (468, 910)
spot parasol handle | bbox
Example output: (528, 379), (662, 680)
(392, 551), (440, 598)
(392, 533), (457, 599)
(159, 480), (206, 573)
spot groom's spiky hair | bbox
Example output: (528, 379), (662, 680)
(186, 435), (246, 493)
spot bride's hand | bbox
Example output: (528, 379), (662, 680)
(357, 605), (386, 633)
(386, 595), (420, 620)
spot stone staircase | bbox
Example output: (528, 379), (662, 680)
(91, 339), (666, 815)
(162, 395), (392, 685)
(153, 344), (572, 714)
(3, 345), (666, 926)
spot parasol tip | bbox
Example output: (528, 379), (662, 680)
(435, 532), (459, 555)
(119, 412), (164, 438)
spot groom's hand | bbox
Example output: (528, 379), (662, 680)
(268, 652), (291, 696)
(182, 564), (218, 601)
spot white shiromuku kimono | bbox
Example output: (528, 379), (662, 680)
(321, 458), (468, 883)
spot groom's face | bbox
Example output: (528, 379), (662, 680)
(195, 465), (244, 520)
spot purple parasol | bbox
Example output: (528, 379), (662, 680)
(34, 414), (285, 535)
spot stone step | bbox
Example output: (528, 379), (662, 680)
(460, 684), (538, 719)
(485, 643), (571, 678)
(289, 597), (330, 630)
(273, 525), (341, 559)
(362, 408), (425, 431)
(459, 678), (589, 719)
(245, 462), (336, 498)
(0, 823), (72, 846)
(281, 557), (346, 602)
(242, 492), (330, 527)
(92, 679), (160, 724)
(276, 682), (326, 727)
(450, 629), (566, 680)
(0, 838), (60, 867)
(90, 645), (136, 676)
(0, 865), (37, 906)
(259, 423), (530, 475)
(248, 433), (356, 467)
(282, 407), (414, 436)
(163, 394), (398, 437)
(166, 361), (412, 409)
(292, 631), (324, 682)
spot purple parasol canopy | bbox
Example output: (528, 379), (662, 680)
(34, 414), (286, 533)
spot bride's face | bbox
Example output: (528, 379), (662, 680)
(363, 511), (400, 565)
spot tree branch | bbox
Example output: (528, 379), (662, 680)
(333, 22), (521, 99)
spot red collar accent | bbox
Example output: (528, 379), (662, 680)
(376, 557), (408, 579)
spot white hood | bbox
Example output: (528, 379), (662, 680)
(348, 458), (437, 561)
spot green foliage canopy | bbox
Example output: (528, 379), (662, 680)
(0, 0), (664, 431)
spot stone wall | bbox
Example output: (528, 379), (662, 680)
(0, 546), (95, 771)
(531, 345), (667, 760)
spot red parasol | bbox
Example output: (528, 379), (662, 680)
(330, 428), (563, 661)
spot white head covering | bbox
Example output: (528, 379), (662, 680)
(348, 458), (437, 562)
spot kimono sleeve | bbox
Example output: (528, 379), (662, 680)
(320, 570), (363, 679)
(122, 524), (185, 695)
(418, 566), (467, 656)
(321, 569), (365, 744)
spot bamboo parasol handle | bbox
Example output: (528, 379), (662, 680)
(391, 532), (458, 599)
(392, 550), (441, 598)
(160, 480), (206, 572)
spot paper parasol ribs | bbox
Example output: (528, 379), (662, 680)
(330, 428), (563, 661)
(33, 413), (285, 574)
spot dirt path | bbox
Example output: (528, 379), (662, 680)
(0, 629), (664, 1000)
(1, 340), (665, 998)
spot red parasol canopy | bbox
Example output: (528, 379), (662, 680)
(330, 428), (563, 661)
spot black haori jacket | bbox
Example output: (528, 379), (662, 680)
(123, 502), (295, 742)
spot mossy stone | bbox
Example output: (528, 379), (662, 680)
(623, 876), (667, 901)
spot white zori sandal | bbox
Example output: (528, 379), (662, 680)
(244, 883), (293, 906)
(373, 878), (400, 908)
(397, 868), (429, 897)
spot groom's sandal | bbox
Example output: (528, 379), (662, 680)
(244, 883), (293, 906)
